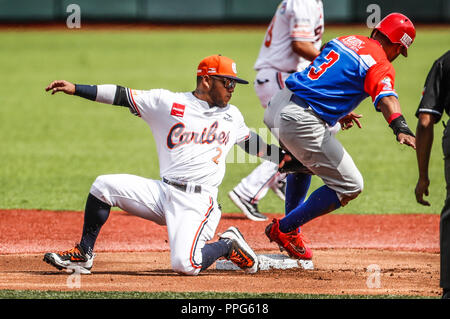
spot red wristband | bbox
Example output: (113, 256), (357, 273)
(387, 113), (402, 124)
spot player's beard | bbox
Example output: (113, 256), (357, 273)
(210, 82), (230, 108)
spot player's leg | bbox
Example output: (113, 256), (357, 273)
(230, 161), (280, 220)
(164, 187), (258, 275)
(277, 106), (362, 231)
(163, 189), (223, 275)
(285, 173), (312, 215)
(254, 69), (290, 197)
(83, 173), (166, 244)
(229, 69), (286, 220)
(44, 174), (165, 273)
(441, 124), (450, 297)
(79, 193), (112, 255)
(264, 94), (362, 259)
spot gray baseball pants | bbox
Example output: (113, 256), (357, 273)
(264, 87), (363, 205)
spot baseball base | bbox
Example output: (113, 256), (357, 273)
(215, 254), (314, 271)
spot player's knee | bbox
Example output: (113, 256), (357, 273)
(353, 172), (364, 194)
(340, 174), (364, 206)
(171, 256), (201, 276)
(90, 175), (116, 206)
(92, 175), (107, 188)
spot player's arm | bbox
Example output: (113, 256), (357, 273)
(291, 41), (320, 61)
(237, 131), (307, 172)
(45, 80), (139, 115)
(414, 113), (435, 206)
(237, 131), (280, 162)
(377, 96), (416, 149)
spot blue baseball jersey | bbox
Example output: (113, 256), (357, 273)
(285, 35), (398, 126)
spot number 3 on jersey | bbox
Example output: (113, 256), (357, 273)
(307, 50), (340, 80)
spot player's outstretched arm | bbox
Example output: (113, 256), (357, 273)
(45, 81), (140, 115)
(378, 95), (416, 149)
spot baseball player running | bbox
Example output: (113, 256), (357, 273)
(229, 0), (342, 221)
(42, 55), (301, 275)
(263, 13), (417, 260)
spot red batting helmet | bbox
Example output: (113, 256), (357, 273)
(374, 13), (416, 57)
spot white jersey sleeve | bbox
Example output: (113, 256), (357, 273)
(123, 87), (165, 121)
(231, 105), (251, 144)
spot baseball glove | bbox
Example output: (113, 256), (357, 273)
(279, 149), (314, 175)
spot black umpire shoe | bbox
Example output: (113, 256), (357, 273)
(228, 190), (268, 221)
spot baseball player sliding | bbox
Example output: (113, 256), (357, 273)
(229, 0), (343, 221)
(42, 55), (304, 275)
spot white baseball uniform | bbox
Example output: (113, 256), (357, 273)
(90, 88), (250, 275)
(233, 0), (330, 206)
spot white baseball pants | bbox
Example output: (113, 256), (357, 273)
(89, 174), (221, 275)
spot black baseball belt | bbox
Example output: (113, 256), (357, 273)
(162, 177), (202, 193)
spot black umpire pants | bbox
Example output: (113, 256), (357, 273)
(441, 119), (450, 289)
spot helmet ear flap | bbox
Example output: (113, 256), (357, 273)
(400, 45), (408, 57)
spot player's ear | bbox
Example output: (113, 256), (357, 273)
(201, 75), (212, 90)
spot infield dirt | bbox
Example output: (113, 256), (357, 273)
(0, 210), (441, 297)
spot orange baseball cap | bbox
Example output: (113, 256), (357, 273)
(197, 54), (249, 84)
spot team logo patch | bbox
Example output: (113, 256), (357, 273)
(400, 33), (412, 48)
(171, 103), (186, 117)
(223, 113), (233, 121)
(341, 36), (364, 51)
(381, 77), (393, 91)
(231, 63), (237, 74)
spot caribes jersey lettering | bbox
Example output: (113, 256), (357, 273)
(167, 121), (230, 149)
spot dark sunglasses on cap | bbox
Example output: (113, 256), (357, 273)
(211, 75), (237, 90)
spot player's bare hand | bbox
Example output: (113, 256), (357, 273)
(339, 112), (363, 130)
(397, 133), (416, 149)
(278, 153), (292, 169)
(45, 80), (75, 95)
(415, 177), (430, 206)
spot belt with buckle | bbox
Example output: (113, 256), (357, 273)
(163, 178), (201, 193)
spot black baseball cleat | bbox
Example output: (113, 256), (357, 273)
(219, 226), (258, 274)
(43, 244), (95, 274)
(228, 190), (268, 221)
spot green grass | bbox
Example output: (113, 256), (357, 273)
(0, 289), (436, 299)
(0, 26), (449, 214)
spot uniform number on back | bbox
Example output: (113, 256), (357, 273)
(264, 17), (276, 47)
(307, 50), (340, 80)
